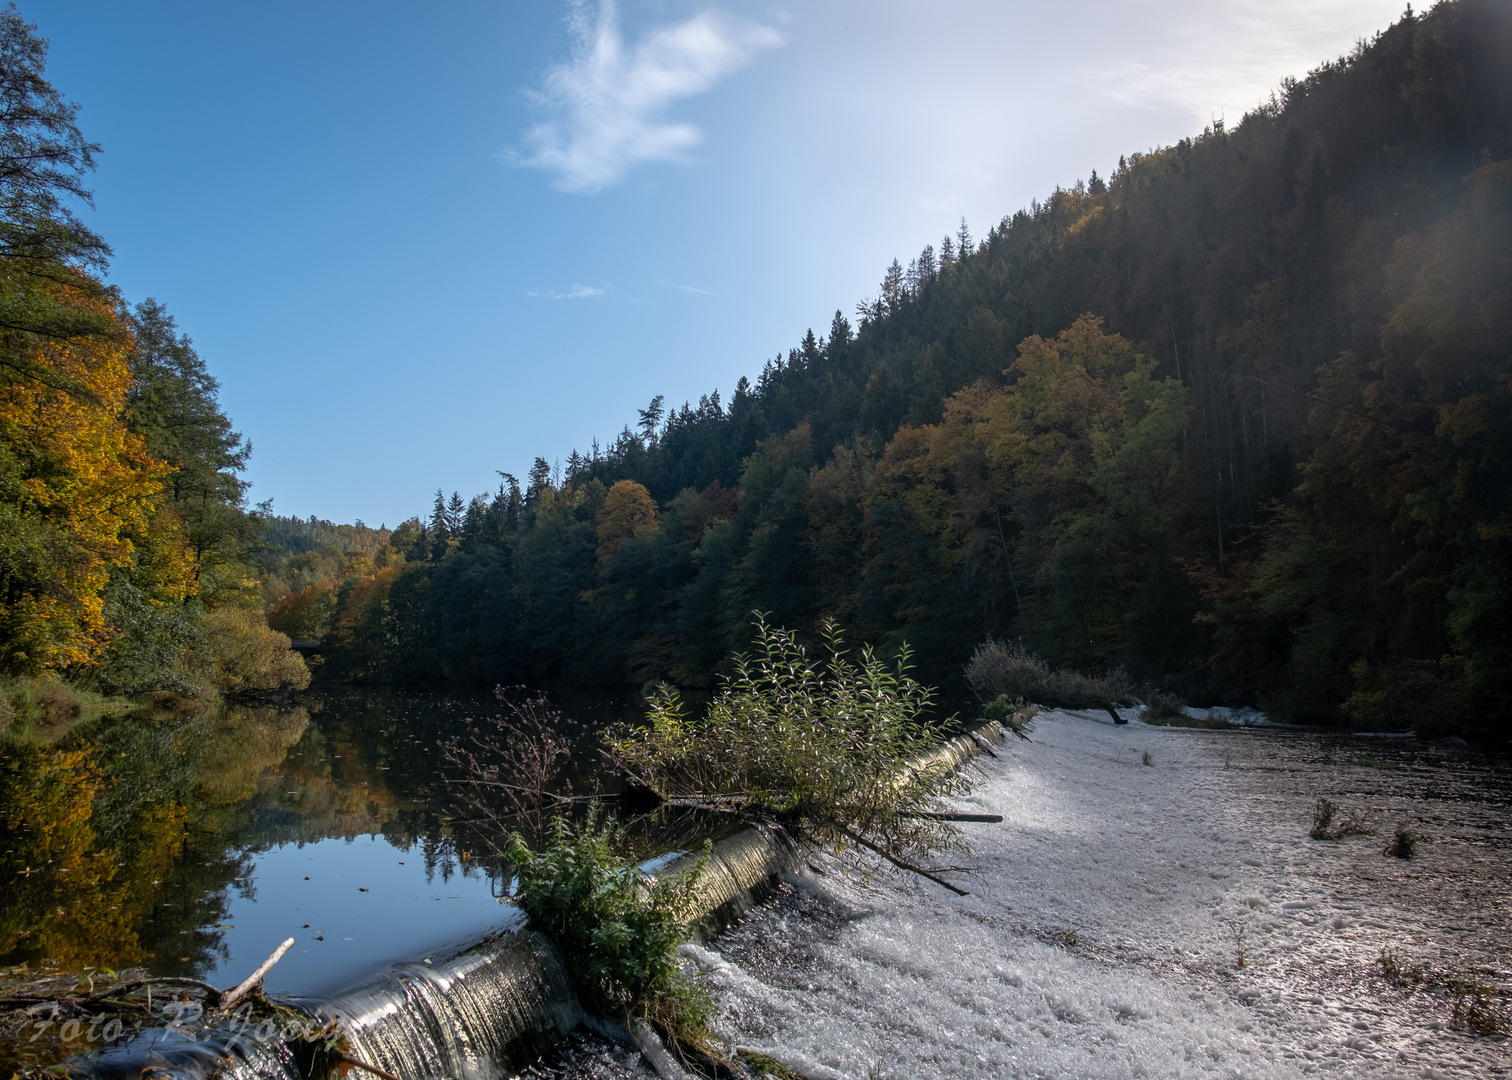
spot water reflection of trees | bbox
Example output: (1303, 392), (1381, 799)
(1, 687), (622, 981)
(1, 704), (309, 975)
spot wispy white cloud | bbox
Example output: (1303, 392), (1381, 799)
(661, 279), (716, 295)
(512, 0), (782, 193)
(526, 283), (607, 299)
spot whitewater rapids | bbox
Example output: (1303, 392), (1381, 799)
(683, 710), (1510, 1079)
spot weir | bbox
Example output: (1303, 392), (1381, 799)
(80, 721), (1001, 1080)
(325, 915), (577, 1080)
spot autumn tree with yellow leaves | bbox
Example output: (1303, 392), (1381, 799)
(0, 7), (301, 696)
(0, 270), (188, 674)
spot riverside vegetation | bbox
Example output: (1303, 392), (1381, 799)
(1, 4), (314, 1031)
(462, 616), (1001, 1076)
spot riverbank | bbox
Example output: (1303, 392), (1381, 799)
(685, 710), (1511, 1079)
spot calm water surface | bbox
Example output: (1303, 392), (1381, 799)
(0, 687), (645, 997)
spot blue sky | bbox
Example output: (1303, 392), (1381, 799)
(27, 0), (1405, 527)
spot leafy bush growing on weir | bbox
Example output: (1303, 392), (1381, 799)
(505, 810), (715, 1052)
(982, 693), (1038, 739)
(607, 616), (974, 877)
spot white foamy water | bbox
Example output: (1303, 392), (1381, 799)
(686, 711), (1510, 1079)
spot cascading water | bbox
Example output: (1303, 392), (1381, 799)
(322, 912), (580, 1080)
(658, 822), (801, 941)
(83, 1012), (306, 1080)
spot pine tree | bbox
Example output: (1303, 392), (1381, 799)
(881, 258), (905, 311)
(956, 217), (973, 259)
(125, 299), (251, 587)
(528, 456), (552, 496)
(799, 328), (821, 368)
(637, 394), (665, 446)
(917, 243), (937, 280)
(827, 310), (852, 352)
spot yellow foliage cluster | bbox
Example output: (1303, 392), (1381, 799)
(595, 479), (660, 564)
(201, 608), (311, 696)
(0, 283), (193, 672)
(865, 315), (1191, 662)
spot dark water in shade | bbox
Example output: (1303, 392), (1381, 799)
(0, 686), (647, 997)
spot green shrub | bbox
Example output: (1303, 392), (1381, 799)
(1450, 976), (1512, 1035)
(92, 579), (211, 697)
(1385, 827), (1417, 859)
(505, 811), (712, 1048)
(608, 617), (972, 871)
(1144, 689), (1187, 720)
(202, 608), (310, 697)
(1310, 798), (1338, 839)
(1311, 797), (1371, 840)
(982, 694), (1037, 739)
(964, 638), (1132, 710)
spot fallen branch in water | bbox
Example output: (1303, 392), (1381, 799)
(220, 937), (295, 1009)
(901, 811), (1003, 822)
(85, 976), (225, 1006)
(333, 1053), (403, 1080)
(2, 974), (226, 1016)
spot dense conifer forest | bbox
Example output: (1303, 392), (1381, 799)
(259, 0), (1508, 737)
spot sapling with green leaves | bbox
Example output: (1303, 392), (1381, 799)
(607, 616), (977, 891)
(504, 810), (715, 1053)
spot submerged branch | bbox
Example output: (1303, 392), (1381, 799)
(901, 811), (1004, 822)
(333, 1054), (403, 1080)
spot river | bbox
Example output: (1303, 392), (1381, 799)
(0, 686), (644, 998)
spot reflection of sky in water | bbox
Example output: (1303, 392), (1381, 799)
(202, 834), (509, 997)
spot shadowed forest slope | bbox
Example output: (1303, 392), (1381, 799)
(296, 0), (1511, 736)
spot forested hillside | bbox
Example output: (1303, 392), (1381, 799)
(298, 0), (1509, 737)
